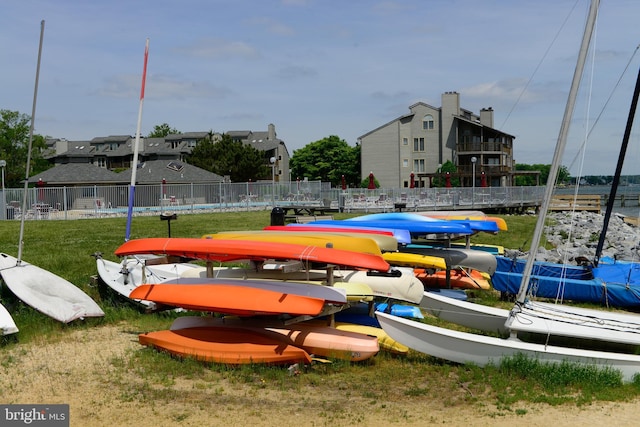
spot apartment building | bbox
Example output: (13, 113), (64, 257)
(359, 92), (515, 188)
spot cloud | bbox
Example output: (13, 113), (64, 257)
(248, 17), (295, 36)
(175, 37), (259, 59)
(462, 78), (565, 105)
(277, 65), (317, 80)
(96, 73), (233, 100)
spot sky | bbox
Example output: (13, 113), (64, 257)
(2, 0), (640, 176)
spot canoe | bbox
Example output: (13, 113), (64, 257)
(182, 265), (422, 304)
(414, 268), (492, 290)
(114, 238), (390, 272)
(129, 281), (329, 316)
(203, 231), (383, 255)
(0, 253), (104, 323)
(170, 316), (379, 362)
(273, 224), (412, 245)
(256, 228), (399, 252)
(382, 252), (447, 271)
(139, 327), (312, 365)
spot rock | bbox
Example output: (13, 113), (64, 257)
(517, 211), (640, 264)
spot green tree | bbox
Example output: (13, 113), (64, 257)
(290, 136), (360, 187)
(186, 133), (268, 182)
(147, 123), (180, 138)
(0, 109), (50, 187)
(515, 164), (570, 186)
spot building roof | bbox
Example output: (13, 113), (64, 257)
(28, 163), (122, 185)
(132, 159), (223, 184)
(28, 160), (223, 186)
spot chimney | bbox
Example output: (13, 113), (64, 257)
(268, 123), (276, 140)
(480, 107), (494, 128)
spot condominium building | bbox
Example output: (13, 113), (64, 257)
(359, 91), (515, 188)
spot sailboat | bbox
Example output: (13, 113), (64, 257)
(0, 21), (104, 323)
(378, 0), (640, 381)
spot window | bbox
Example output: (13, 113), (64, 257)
(403, 159), (409, 167)
(402, 137), (408, 145)
(422, 115), (434, 130)
(94, 157), (107, 168)
(413, 159), (425, 173)
(413, 138), (425, 152)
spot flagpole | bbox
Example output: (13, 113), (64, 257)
(125, 38), (149, 241)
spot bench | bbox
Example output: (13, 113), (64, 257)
(295, 215), (334, 224)
(549, 195), (601, 213)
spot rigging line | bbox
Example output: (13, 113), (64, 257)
(499, 0), (581, 130)
(565, 44), (640, 172)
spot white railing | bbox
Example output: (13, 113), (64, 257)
(0, 182), (545, 220)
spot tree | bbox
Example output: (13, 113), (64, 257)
(0, 109), (50, 187)
(186, 133), (268, 182)
(515, 164), (570, 186)
(290, 136), (360, 187)
(147, 123), (180, 138)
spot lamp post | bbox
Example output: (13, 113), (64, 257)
(270, 156), (276, 207)
(0, 160), (5, 220)
(471, 157), (477, 207)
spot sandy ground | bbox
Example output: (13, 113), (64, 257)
(2, 324), (640, 427)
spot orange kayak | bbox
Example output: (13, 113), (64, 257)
(115, 237), (390, 272)
(139, 327), (312, 365)
(414, 268), (491, 290)
(129, 283), (328, 316)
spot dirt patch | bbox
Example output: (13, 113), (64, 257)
(1, 325), (639, 426)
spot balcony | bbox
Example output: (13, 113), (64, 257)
(457, 141), (510, 153)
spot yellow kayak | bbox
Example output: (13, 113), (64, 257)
(203, 231), (382, 256)
(382, 252), (447, 271)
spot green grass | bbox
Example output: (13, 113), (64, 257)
(2, 210), (640, 414)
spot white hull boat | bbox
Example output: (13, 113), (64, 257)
(376, 311), (640, 382)
(0, 302), (18, 336)
(95, 255), (204, 310)
(0, 253), (104, 323)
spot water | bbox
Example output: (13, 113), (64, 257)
(554, 184), (640, 217)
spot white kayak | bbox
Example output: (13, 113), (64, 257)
(0, 253), (104, 323)
(183, 265), (424, 304)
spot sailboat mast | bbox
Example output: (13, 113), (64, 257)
(125, 38), (150, 242)
(515, 0), (600, 304)
(593, 65), (640, 266)
(17, 20), (45, 264)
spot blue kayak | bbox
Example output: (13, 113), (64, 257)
(312, 219), (472, 235)
(284, 222), (412, 244)
(348, 212), (500, 233)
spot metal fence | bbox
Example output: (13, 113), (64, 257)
(0, 181), (545, 220)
